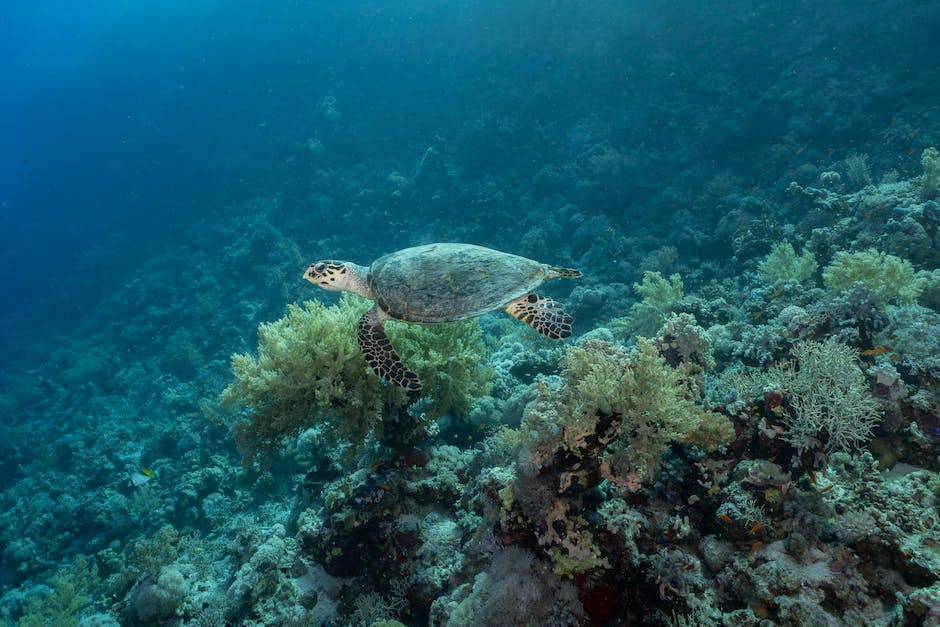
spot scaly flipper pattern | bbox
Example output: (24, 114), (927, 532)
(357, 305), (422, 390)
(504, 293), (573, 339)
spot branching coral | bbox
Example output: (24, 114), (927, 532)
(385, 315), (491, 421)
(822, 249), (925, 304)
(612, 271), (684, 338)
(758, 242), (818, 286)
(500, 338), (734, 578)
(18, 555), (98, 627)
(727, 337), (879, 454)
(537, 338), (732, 482)
(222, 294), (490, 465)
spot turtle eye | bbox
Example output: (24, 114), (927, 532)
(313, 262), (327, 274)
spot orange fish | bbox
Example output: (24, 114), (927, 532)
(751, 601), (771, 618)
(747, 521), (765, 535)
(860, 345), (891, 356)
(748, 541), (763, 556)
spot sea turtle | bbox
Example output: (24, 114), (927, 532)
(304, 243), (581, 390)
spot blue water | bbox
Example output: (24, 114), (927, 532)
(2, 1), (939, 624)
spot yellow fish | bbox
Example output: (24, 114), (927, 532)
(130, 468), (155, 487)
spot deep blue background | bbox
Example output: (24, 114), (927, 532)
(2, 0), (938, 356)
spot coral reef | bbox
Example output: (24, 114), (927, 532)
(727, 337), (880, 455)
(2, 5), (940, 625)
(613, 271), (685, 338)
(823, 249), (926, 304)
(222, 294), (490, 464)
(758, 242), (819, 286)
(922, 147), (940, 199)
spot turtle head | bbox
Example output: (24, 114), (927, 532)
(304, 260), (371, 296)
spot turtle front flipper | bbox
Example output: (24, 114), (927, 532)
(357, 305), (422, 391)
(504, 293), (573, 339)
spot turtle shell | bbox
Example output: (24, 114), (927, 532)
(368, 243), (550, 322)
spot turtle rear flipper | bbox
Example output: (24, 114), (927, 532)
(505, 293), (573, 339)
(357, 305), (422, 390)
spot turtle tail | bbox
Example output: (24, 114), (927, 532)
(548, 266), (582, 279)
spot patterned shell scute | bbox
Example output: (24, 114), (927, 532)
(368, 243), (549, 322)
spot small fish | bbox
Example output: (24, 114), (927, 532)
(751, 601), (771, 618)
(860, 345), (891, 356)
(717, 513), (733, 524)
(130, 469), (154, 487)
(746, 521), (765, 535)
(748, 541), (763, 556)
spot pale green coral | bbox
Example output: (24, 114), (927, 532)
(386, 315), (491, 421)
(560, 338), (731, 479)
(822, 249), (925, 304)
(222, 294), (490, 464)
(758, 242), (818, 286)
(612, 271), (684, 338)
(128, 525), (181, 578)
(683, 410), (736, 453)
(18, 555), (98, 627)
(921, 146), (940, 199)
